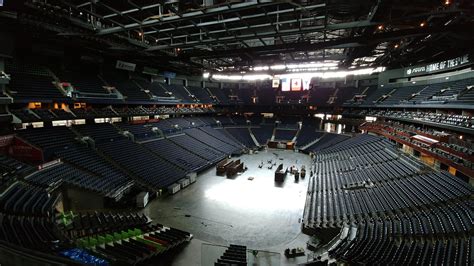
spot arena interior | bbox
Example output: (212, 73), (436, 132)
(0, 0), (473, 265)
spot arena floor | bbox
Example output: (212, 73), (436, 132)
(142, 149), (314, 265)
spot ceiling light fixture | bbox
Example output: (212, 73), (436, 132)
(211, 74), (272, 81)
(210, 67), (385, 81)
(251, 62), (339, 72)
(276, 67), (385, 79)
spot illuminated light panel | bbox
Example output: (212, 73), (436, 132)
(270, 65), (286, 70)
(209, 67), (384, 81)
(250, 62), (339, 72)
(211, 74), (272, 81)
(276, 67), (386, 80)
(253, 66), (269, 71)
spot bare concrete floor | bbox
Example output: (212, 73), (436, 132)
(142, 149), (315, 265)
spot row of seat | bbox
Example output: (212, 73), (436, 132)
(143, 138), (210, 173)
(0, 131), (64, 253)
(54, 145), (134, 200)
(314, 139), (393, 163)
(360, 122), (473, 170)
(168, 134), (225, 164)
(184, 128), (242, 155)
(363, 109), (473, 129)
(199, 127), (244, 150)
(5, 58), (474, 106)
(250, 125), (274, 146)
(0, 155), (35, 190)
(73, 225), (190, 264)
(54, 209), (192, 265)
(13, 118), (349, 195)
(98, 139), (186, 189)
(70, 108), (116, 119)
(74, 123), (124, 143)
(0, 213), (59, 251)
(215, 244), (247, 266)
(59, 211), (150, 239)
(304, 133), (473, 265)
(315, 134), (387, 155)
(274, 129), (297, 141)
(303, 133), (351, 153)
(305, 170), (472, 228)
(312, 159), (420, 191)
(295, 126), (324, 148)
(25, 162), (132, 198)
(347, 78), (474, 106)
(17, 126), (77, 152)
(329, 220), (472, 265)
(0, 181), (58, 216)
(225, 128), (257, 148)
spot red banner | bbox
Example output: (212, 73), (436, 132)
(8, 137), (44, 163)
(0, 134), (14, 154)
(291, 78), (302, 91)
(130, 119), (147, 124)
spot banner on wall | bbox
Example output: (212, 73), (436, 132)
(405, 55), (469, 76)
(281, 78), (290, 91)
(8, 137), (44, 163)
(162, 71), (176, 78)
(302, 78), (311, 90)
(291, 78), (302, 91)
(272, 78), (280, 88)
(0, 134), (14, 154)
(38, 159), (61, 170)
(115, 60), (136, 71)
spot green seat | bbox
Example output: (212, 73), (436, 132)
(136, 236), (166, 252)
(113, 232), (122, 241)
(88, 237), (98, 247)
(121, 230), (130, 239)
(105, 234), (114, 243)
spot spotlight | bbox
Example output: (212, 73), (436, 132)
(420, 22), (426, 27)
(394, 44), (399, 48)
(377, 25), (384, 30)
(444, 0), (451, 5)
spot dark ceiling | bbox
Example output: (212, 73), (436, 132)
(1, 0), (473, 74)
